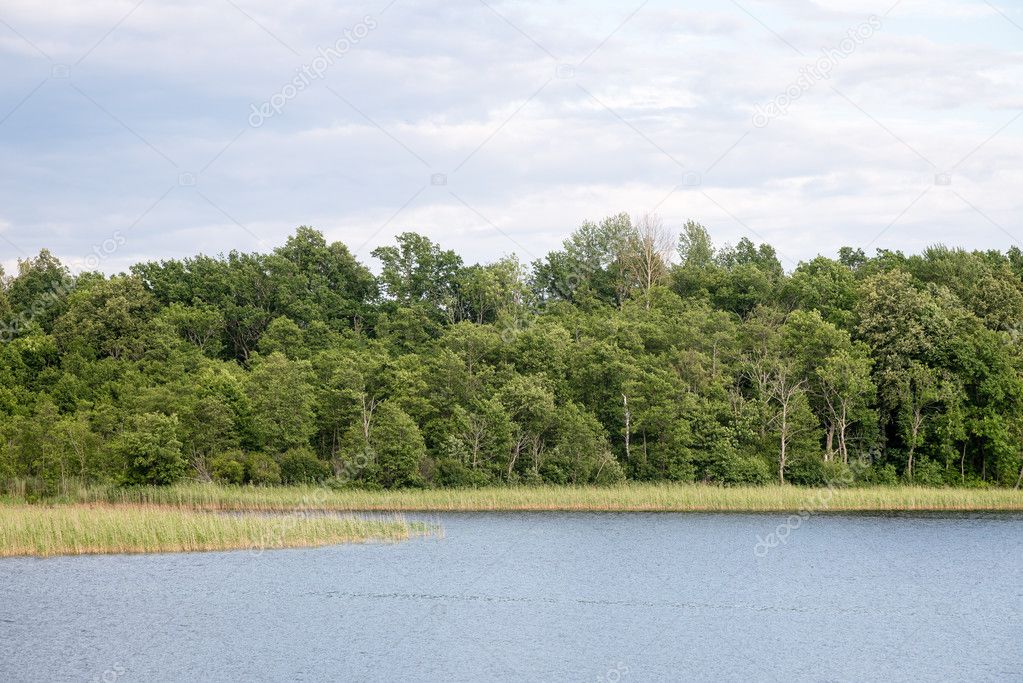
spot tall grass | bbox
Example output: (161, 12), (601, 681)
(63, 482), (1023, 513)
(0, 504), (428, 558)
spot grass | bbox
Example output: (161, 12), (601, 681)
(4, 484), (1018, 556)
(0, 503), (430, 558)
(56, 482), (1023, 513)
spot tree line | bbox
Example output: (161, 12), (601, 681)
(3, 215), (1023, 494)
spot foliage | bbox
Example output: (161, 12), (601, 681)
(278, 447), (330, 484)
(115, 413), (186, 486)
(4, 220), (1023, 490)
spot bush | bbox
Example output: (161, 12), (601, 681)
(862, 463), (899, 486)
(911, 458), (944, 486)
(210, 451), (246, 485)
(821, 460), (853, 487)
(117, 413), (186, 486)
(245, 452), (282, 485)
(432, 458), (485, 487)
(786, 454), (827, 486)
(705, 451), (771, 485)
(278, 447), (329, 484)
(593, 457), (627, 485)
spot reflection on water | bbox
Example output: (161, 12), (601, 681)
(1, 512), (1021, 681)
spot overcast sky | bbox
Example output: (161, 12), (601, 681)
(1, 0), (1022, 274)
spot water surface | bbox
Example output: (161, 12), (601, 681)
(2, 512), (1021, 681)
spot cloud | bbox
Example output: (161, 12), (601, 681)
(0, 0), (1020, 272)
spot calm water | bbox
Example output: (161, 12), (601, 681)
(1, 512), (1021, 682)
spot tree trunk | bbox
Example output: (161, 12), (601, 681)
(838, 404), (849, 464)
(507, 433), (526, 479)
(622, 393), (631, 462)
(779, 403), (788, 485)
(360, 394), (376, 449)
(907, 408), (923, 480)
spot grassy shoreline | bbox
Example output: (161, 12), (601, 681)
(0, 503), (428, 558)
(51, 482), (1023, 513)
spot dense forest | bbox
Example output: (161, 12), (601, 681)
(3, 215), (1023, 494)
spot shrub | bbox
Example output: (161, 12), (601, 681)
(786, 455), (852, 487)
(210, 451), (246, 485)
(911, 458), (944, 486)
(245, 452), (282, 486)
(117, 413), (186, 486)
(704, 450), (770, 485)
(862, 463), (899, 486)
(279, 447), (329, 484)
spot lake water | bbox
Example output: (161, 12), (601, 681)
(1, 512), (1021, 682)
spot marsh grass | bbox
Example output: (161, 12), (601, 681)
(0, 504), (428, 558)
(63, 482), (1023, 513)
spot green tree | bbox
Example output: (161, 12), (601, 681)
(54, 276), (157, 360)
(372, 232), (463, 313)
(367, 402), (427, 488)
(247, 352), (316, 453)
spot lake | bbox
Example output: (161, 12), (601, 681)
(1, 512), (1021, 682)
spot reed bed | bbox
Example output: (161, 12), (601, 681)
(0, 504), (427, 558)
(69, 482), (1023, 513)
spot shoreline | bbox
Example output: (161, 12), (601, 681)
(52, 482), (1023, 514)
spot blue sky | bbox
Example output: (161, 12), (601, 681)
(1, 0), (1022, 274)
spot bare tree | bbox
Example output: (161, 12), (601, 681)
(768, 365), (807, 485)
(624, 214), (675, 309)
(744, 347), (808, 485)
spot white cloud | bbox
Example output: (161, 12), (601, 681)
(0, 0), (1020, 272)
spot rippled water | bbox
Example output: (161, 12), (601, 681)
(2, 512), (1021, 681)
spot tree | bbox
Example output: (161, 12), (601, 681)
(444, 398), (513, 481)
(531, 213), (633, 305)
(897, 364), (940, 480)
(496, 374), (556, 480)
(258, 316), (306, 359)
(546, 402), (624, 484)
(10, 215), (1023, 493)
(677, 220), (714, 268)
(455, 256), (528, 324)
(623, 214), (675, 309)
(158, 303), (224, 356)
(0, 265), (12, 323)
(179, 388), (242, 480)
(367, 402), (426, 488)
(273, 226), (378, 328)
(372, 232), (462, 314)
(817, 348), (875, 463)
(247, 352), (316, 453)
(53, 276), (157, 360)
(785, 257), (857, 328)
(6, 249), (72, 335)
(766, 361), (810, 485)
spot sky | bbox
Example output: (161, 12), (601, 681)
(1, 0), (1022, 275)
